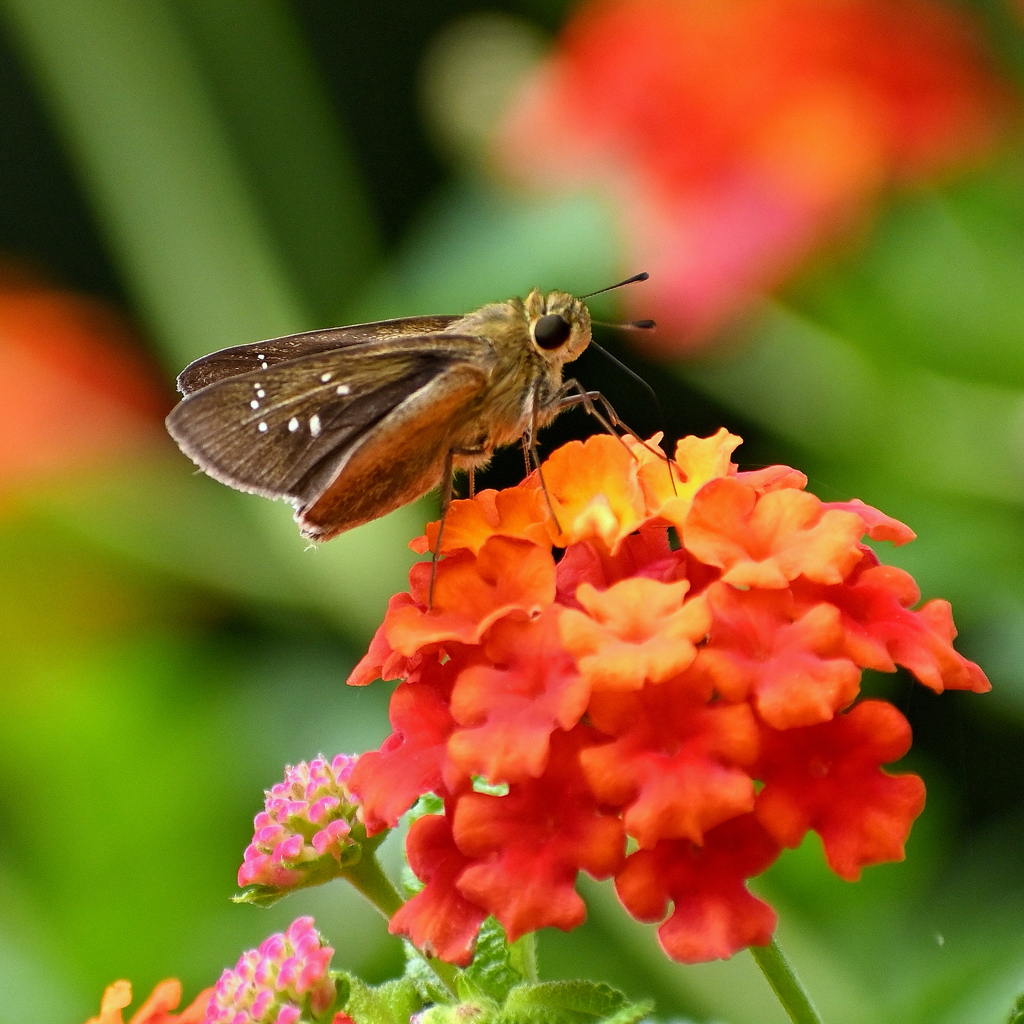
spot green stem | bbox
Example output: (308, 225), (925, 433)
(340, 832), (460, 997)
(749, 939), (825, 1024)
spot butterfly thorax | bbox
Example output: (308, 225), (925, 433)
(441, 289), (592, 460)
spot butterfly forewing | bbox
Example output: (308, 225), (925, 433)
(176, 316), (461, 395)
(166, 333), (491, 504)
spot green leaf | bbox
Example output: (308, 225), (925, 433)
(463, 918), (523, 1003)
(338, 973), (422, 1024)
(402, 941), (452, 1007)
(501, 980), (653, 1024)
(1007, 991), (1024, 1024)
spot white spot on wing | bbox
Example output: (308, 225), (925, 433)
(250, 399), (260, 409)
(309, 414), (322, 437)
(261, 361), (269, 370)
(288, 417), (299, 432)
(320, 372), (332, 383)
(258, 421), (268, 432)
(336, 384), (350, 395)
(256, 389), (266, 398)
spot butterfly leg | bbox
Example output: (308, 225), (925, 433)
(520, 434), (532, 477)
(428, 448), (457, 609)
(429, 442), (491, 607)
(556, 380), (678, 495)
(527, 387), (565, 535)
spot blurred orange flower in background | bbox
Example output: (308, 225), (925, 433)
(84, 980), (210, 1024)
(0, 264), (168, 495)
(496, 0), (1015, 347)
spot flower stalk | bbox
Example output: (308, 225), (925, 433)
(750, 939), (826, 1024)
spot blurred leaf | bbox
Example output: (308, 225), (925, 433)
(0, 611), (395, 1023)
(169, 0), (379, 323)
(789, 152), (1024, 388)
(16, 446), (422, 639)
(0, 0), (309, 366)
(684, 302), (1024, 505)
(348, 182), (620, 322)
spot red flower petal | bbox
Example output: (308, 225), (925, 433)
(448, 608), (589, 783)
(453, 728), (625, 941)
(349, 659), (471, 834)
(796, 564), (990, 693)
(755, 700), (926, 879)
(389, 813), (488, 966)
(554, 524), (685, 604)
(346, 592), (420, 686)
(583, 679), (759, 846)
(614, 814), (780, 963)
(698, 584), (862, 728)
(821, 499), (915, 545)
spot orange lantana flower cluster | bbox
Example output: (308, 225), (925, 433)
(347, 431), (988, 965)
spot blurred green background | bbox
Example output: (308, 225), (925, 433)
(1, 1), (1024, 1022)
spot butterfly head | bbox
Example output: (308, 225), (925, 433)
(525, 289), (592, 367)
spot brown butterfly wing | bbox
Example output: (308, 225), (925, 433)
(296, 362), (492, 539)
(165, 334), (490, 510)
(176, 316), (462, 395)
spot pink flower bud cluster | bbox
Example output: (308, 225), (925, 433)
(206, 917), (337, 1024)
(239, 755), (359, 890)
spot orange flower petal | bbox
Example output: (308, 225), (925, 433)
(413, 485), (551, 556)
(699, 584), (862, 728)
(542, 434), (648, 551)
(685, 478), (865, 588)
(630, 429), (744, 529)
(386, 537), (556, 653)
(559, 578), (710, 691)
(85, 981), (211, 1024)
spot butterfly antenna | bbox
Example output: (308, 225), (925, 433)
(587, 335), (678, 497)
(579, 271), (649, 299)
(588, 338), (666, 436)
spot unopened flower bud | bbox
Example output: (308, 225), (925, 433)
(206, 917), (341, 1024)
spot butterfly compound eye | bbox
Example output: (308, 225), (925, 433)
(533, 313), (572, 350)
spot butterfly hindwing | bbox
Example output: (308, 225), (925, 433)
(297, 361), (497, 537)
